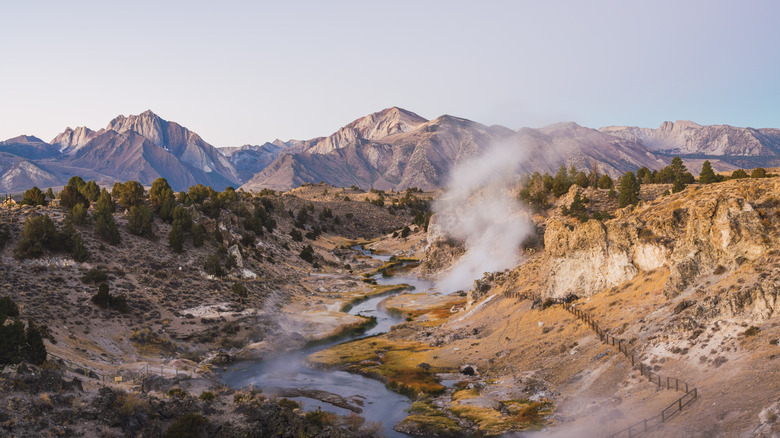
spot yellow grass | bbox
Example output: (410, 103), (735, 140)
(307, 337), (447, 397)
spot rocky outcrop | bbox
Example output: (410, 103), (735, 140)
(51, 126), (97, 154)
(542, 179), (779, 300)
(720, 274), (780, 321)
(543, 218), (637, 299)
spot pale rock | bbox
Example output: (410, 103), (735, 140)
(228, 244), (243, 269)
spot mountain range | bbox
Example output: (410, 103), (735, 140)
(2, 108), (779, 193)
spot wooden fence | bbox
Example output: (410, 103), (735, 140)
(551, 301), (699, 437)
(47, 352), (185, 386)
(504, 291), (699, 437)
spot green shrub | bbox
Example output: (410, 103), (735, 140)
(744, 326), (760, 337)
(204, 254), (223, 277)
(59, 185), (89, 210)
(299, 245), (315, 263)
(167, 388), (188, 399)
(94, 211), (120, 245)
(25, 320), (47, 365)
(163, 413), (205, 438)
(172, 207), (193, 232)
(20, 187), (46, 206)
(0, 299), (47, 366)
(127, 204), (155, 237)
(731, 169), (748, 179)
(305, 407), (333, 427)
(191, 224), (207, 247)
(71, 234), (90, 262)
(169, 221), (184, 253)
(751, 168), (767, 179)
(199, 391), (215, 402)
(14, 214), (67, 259)
(91, 283), (128, 312)
(277, 398), (300, 410)
(0, 224), (9, 248)
(0, 296), (20, 320)
(82, 268), (108, 284)
(232, 282), (248, 299)
(71, 203), (88, 225)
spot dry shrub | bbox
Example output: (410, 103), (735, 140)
(117, 392), (149, 416)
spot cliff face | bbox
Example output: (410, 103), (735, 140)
(50, 126), (96, 154)
(542, 179), (780, 320)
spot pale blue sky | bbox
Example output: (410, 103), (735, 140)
(2, 0), (779, 147)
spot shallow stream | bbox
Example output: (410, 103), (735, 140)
(220, 248), (437, 437)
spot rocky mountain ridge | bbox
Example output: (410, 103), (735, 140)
(4, 109), (780, 193)
(601, 120), (780, 160)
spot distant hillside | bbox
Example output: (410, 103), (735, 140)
(601, 121), (780, 171)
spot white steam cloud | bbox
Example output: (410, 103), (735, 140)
(433, 140), (535, 293)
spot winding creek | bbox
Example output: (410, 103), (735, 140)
(220, 248), (437, 437)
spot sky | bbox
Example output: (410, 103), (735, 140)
(2, 0), (780, 147)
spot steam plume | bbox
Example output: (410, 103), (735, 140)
(433, 140), (534, 293)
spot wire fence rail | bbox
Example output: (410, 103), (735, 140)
(504, 291), (699, 437)
(47, 352), (186, 386)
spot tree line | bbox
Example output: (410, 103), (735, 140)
(519, 157), (775, 214)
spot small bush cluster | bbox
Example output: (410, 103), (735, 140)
(0, 296), (47, 365)
(91, 283), (128, 312)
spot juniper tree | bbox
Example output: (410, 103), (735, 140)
(617, 171), (640, 208)
(21, 187), (46, 206)
(598, 174), (614, 189)
(698, 160), (718, 184)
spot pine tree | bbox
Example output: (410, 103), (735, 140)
(80, 181), (101, 202)
(71, 234), (90, 262)
(698, 160), (717, 184)
(25, 320), (47, 365)
(150, 178), (173, 210)
(116, 181), (145, 210)
(598, 174), (614, 189)
(670, 156), (687, 177)
(94, 214), (121, 245)
(636, 167), (652, 184)
(21, 187), (47, 206)
(127, 205), (155, 237)
(574, 172), (589, 188)
(191, 224), (207, 247)
(672, 176), (686, 193)
(617, 172), (640, 207)
(72, 203), (88, 225)
(91, 283), (111, 307)
(168, 221), (184, 253)
(552, 165), (571, 197)
(59, 185), (89, 210)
